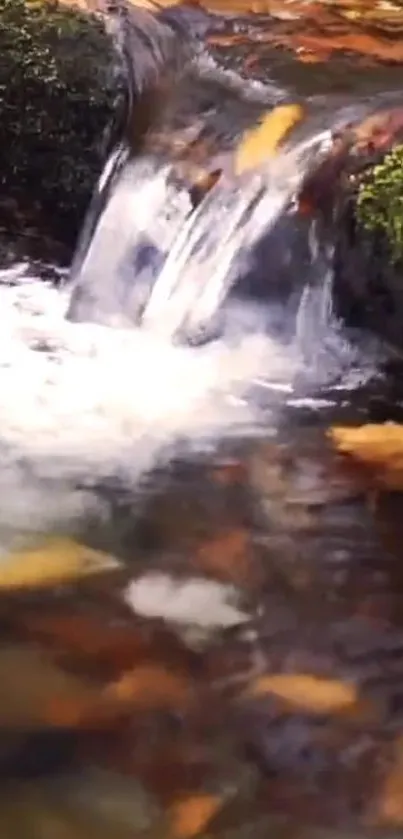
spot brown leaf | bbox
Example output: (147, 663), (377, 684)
(234, 104), (304, 176)
(373, 737), (403, 826)
(0, 538), (120, 591)
(16, 612), (154, 675)
(104, 664), (194, 713)
(194, 528), (254, 586)
(329, 423), (403, 490)
(168, 794), (222, 839)
(244, 673), (358, 714)
(292, 30), (403, 64)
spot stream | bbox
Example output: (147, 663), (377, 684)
(1, 2), (403, 837)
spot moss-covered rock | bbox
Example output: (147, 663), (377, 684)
(0, 0), (124, 253)
(332, 144), (403, 350)
(356, 145), (403, 266)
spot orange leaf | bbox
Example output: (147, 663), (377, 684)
(329, 423), (403, 490)
(194, 528), (252, 585)
(104, 664), (194, 713)
(244, 673), (358, 714)
(234, 104), (304, 175)
(169, 794), (222, 839)
(373, 737), (403, 826)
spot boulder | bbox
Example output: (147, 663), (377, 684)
(0, 0), (124, 256)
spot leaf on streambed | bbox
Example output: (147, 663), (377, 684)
(329, 423), (403, 490)
(0, 537), (121, 591)
(194, 528), (254, 586)
(234, 104), (304, 176)
(373, 736), (403, 826)
(103, 664), (194, 713)
(243, 673), (358, 714)
(168, 794), (222, 839)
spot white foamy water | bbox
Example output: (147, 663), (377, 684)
(0, 129), (383, 546)
(0, 265), (306, 543)
(0, 255), (383, 551)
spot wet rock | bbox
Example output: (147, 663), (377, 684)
(291, 107), (403, 351)
(0, 0), (123, 252)
(333, 143), (403, 351)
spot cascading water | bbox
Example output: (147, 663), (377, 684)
(0, 7), (390, 548)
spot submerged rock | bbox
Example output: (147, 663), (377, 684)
(0, 0), (123, 253)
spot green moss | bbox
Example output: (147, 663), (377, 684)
(0, 0), (122, 248)
(356, 144), (403, 264)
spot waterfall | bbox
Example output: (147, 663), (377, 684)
(66, 126), (334, 342)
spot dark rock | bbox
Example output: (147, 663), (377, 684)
(0, 0), (124, 254)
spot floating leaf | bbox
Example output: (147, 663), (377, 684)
(234, 104), (304, 175)
(0, 538), (121, 591)
(168, 794), (222, 839)
(244, 673), (358, 714)
(329, 423), (403, 490)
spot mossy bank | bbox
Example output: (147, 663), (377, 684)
(334, 143), (403, 350)
(0, 0), (124, 256)
(357, 145), (403, 266)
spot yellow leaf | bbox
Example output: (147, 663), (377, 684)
(234, 104), (304, 176)
(329, 423), (403, 490)
(342, 9), (361, 19)
(329, 423), (403, 462)
(168, 794), (222, 839)
(244, 673), (358, 714)
(0, 537), (120, 591)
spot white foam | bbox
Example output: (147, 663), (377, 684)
(0, 268), (300, 527)
(0, 252), (379, 547)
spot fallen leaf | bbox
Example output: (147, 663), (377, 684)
(291, 30), (403, 63)
(104, 664), (194, 713)
(0, 538), (120, 591)
(15, 612), (152, 674)
(168, 794), (222, 838)
(194, 529), (254, 586)
(373, 737), (403, 826)
(234, 104), (304, 176)
(329, 424), (403, 490)
(297, 50), (323, 63)
(243, 673), (358, 714)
